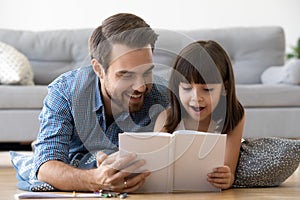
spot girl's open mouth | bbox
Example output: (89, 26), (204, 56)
(191, 106), (205, 112)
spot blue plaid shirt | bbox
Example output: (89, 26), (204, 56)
(32, 65), (168, 176)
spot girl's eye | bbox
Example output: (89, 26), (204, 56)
(204, 88), (214, 92)
(180, 83), (193, 91)
(181, 86), (192, 91)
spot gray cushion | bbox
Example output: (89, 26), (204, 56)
(0, 85), (47, 109)
(236, 84), (300, 107)
(233, 137), (300, 187)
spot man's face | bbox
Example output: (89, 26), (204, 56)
(97, 44), (154, 114)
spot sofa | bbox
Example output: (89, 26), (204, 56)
(0, 26), (299, 143)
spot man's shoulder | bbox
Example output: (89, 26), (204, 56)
(148, 76), (169, 107)
(152, 83), (167, 96)
(48, 65), (94, 91)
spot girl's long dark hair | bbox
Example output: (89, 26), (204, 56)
(164, 40), (244, 134)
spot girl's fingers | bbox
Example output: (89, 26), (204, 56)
(208, 172), (230, 178)
(212, 166), (230, 173)
(207, 167), (233, 190)
(208, 177), (229, 184)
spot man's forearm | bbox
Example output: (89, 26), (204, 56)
(37, 153), (150, 192)
(37, 160), (96, 191)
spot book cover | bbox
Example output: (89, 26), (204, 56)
(119, 131), (226, 193)
(119, 132), (175, 193)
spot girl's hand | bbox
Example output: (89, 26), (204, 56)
(207, 165), (233, 190)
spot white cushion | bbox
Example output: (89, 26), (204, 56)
(261, 58), (300, 85)
(260, 66), (286, 84)
(284, 59), (300, 84)
(0, 42), (34, 85)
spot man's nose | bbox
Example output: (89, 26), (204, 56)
(132, 77), (146, 92)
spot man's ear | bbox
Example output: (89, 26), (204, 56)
(92, 59), (104, 79)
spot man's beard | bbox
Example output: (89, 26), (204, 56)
(104, 84), (147, 114)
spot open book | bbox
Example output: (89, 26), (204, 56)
(119, 130), (226, 193)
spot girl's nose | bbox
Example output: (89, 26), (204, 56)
(198, 97), (204, 102)
(191, 89), (204, 102)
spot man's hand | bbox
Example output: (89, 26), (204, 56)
(90, 151), (151, 192)
(207, 165), (234, 190)
(38, 151), (150, 192)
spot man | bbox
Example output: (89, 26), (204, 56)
(32, 13), (168, 192)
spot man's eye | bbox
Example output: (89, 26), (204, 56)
(122, 74), (133, 79)
(143, 71), (152, 77)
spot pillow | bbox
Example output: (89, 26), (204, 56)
(233, 137), (300, 187)
(260, 66), (287, 84)
(284, 59), (300, 85)
(261, 59), (300, 85)
(0, 41), (34, 85)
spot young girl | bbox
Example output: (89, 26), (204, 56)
(154, 40), (245, 189)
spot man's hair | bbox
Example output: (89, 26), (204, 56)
(89, 13), (158, 71)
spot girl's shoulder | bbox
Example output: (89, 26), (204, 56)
(157, 107), (172, 118)
(154, 108), (171, 132)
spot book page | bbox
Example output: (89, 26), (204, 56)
(119, 132), (175, 193)
(173, 131), (226, 192)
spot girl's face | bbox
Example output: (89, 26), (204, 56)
(179, 82), (223, 124)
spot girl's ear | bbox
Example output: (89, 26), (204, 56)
(92, 58), (104, 79)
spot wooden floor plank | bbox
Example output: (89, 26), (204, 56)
(1, 166), (299, 200)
